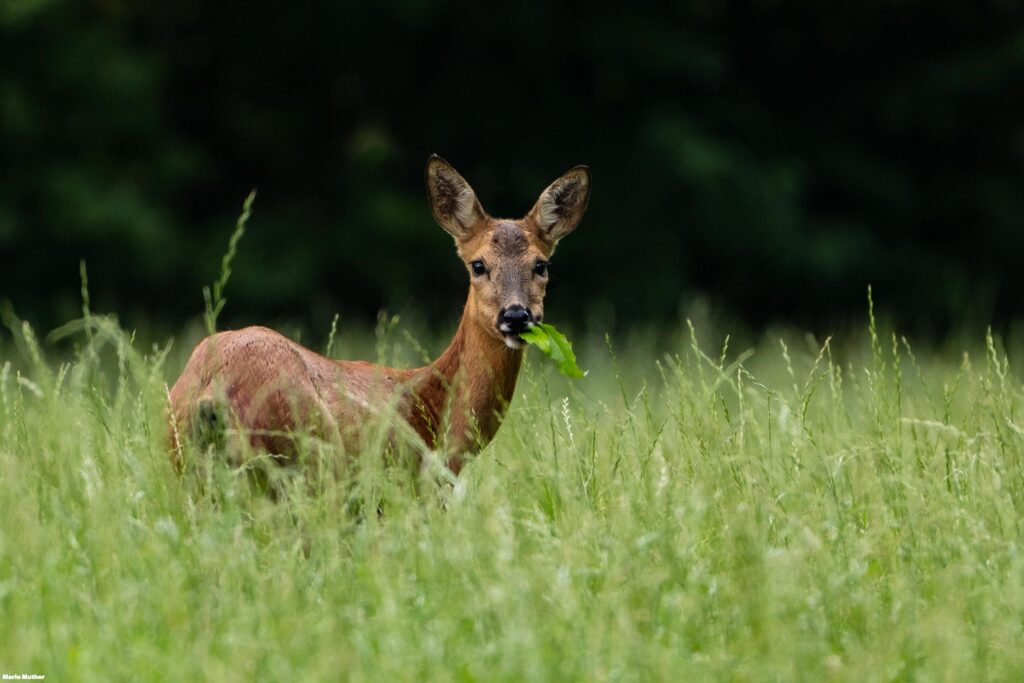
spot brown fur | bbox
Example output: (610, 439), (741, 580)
(168, 156), (589, 475)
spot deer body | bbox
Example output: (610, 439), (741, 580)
(168, 156), (589, 474)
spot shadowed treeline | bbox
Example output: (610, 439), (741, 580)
(2, 1), (1022, 334)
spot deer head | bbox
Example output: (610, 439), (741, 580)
(426, 155), (590, 349)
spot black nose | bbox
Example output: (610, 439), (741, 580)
(499, 305), (531, 333)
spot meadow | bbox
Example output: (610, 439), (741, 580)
(2, 300), (1024, 681)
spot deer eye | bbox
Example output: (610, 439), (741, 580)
(470, 260), (487, 276)
(534, 260), (548, 277)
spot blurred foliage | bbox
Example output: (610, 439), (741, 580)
(2, 0), (1023, 334)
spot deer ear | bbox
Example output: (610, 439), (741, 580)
(529, 165), (591, 244)
(426, 155), (486, 240)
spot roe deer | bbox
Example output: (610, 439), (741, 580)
(168, 155), (590, 475)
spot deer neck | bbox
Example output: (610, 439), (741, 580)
(407, 290), (523, 469)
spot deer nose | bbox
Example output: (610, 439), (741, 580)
(499, 305), (532, 334)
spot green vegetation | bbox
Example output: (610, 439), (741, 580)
(203, 190), (256, 336)
(4, 3), (1020, 678)
(520, 322), (585, 378)
(3, 307), (1024, 681)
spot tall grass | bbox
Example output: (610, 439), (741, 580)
(1, 307), (1024, 681)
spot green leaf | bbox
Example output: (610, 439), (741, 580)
(519, 322), (585, 378)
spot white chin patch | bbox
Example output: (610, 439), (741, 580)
(504, 337), (523, 350)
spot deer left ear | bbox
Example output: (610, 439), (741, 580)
(528, 165), (591, 244)
(426, 154), (487, 241)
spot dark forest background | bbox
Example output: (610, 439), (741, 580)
(2, 1), (1023, 338)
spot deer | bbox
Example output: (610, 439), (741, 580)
(168, 155), (590, 476)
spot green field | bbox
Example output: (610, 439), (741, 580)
(2, 307), (1024, 681)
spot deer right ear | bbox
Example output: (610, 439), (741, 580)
(528, 165), (591, 245)
(426, 155), (486, 240)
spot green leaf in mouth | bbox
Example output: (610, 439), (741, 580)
(518, 322), (586, 378)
